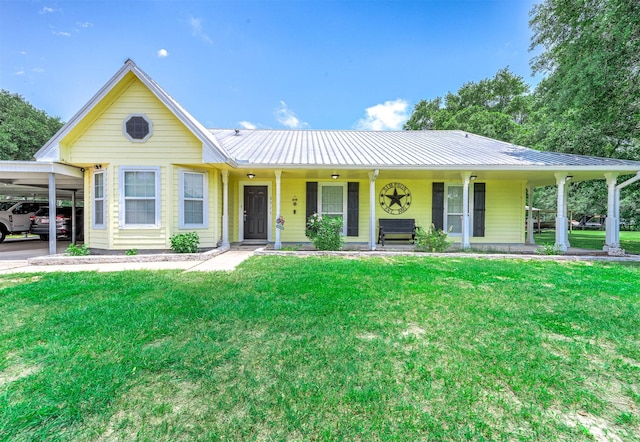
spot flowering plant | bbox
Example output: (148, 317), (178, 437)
(276, 215), (285, 230)
(306, 213), (343, 251)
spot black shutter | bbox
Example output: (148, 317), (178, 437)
(306, 182), (318, 223)
(432, 182), (444, 230)
(473, 183), (486, 237)
(347, 182), (359, 236)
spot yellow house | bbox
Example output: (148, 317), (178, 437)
(32, 60), (640, 253)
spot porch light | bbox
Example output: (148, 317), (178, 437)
(247, 173), (255, 179)
(566, 175), (573, 181)
(331, 174), (339, 180)
(470, 175), (477, 181)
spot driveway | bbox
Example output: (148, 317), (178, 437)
(0, 236), (71, 260)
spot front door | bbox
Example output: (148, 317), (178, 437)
(244, 186), (268, 240)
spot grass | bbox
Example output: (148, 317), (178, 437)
(1, 256), (639, 440)
(535, 229), (640, 254)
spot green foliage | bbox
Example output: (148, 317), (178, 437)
(529, 0), (640, 159)
(306, 213), (344, 251)
(403, 68), (532, 144)
(169, 232), (200, 253)
(125, 248), (138, 256)
(535, 243), (564, 255)
(414, 224), (452, 252)
(0, 90), (64, 160)
(64, 243), (90, 256)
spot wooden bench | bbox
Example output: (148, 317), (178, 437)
(378, 218), (416, 246)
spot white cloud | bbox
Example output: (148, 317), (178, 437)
(40, 6), (57, 14)
(51, 27), (71, 37)
(157, 48), (169, 58)
(15, 69), (25, 76)
(275, 101), (309, 129)
(32, 67), (45, 73)
(238, 121), (257, 130)
(20, 51), (27, 55)
(189, 16), (213, 44)
(356, 99), (410, 131)
(77, 22), (93, 28)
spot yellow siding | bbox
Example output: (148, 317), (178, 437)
(479, 180), (525, 244)
(69, 75), (224, 250)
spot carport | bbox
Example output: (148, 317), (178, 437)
(0, 160), (84, 255)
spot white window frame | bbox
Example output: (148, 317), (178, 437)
(318, 182), (348, 236)
(122, 113), (153, 142)
(179, 169), (208, 228)
(444, 183), (474, 236)
(92, 170), (106, 229)
(119, 166), (161, 228)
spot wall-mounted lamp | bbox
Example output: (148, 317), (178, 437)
(247, 173), (255, 179)
(470, 175), (477, 181)
(94, 164), (102, 170)
(331, 174), (340, 180)
(566, 175), (573, 181)
(292, 196), (298, 206)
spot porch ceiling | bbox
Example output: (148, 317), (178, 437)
(226, 166), (624, 186)
(0, 161), (84, 199)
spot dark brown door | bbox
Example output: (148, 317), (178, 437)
(244, 186), (268, 239)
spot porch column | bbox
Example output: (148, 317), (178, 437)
(48, 173), (57, 255)
(71, 190), (77, 245)
(461, 172), (471, 249)
(274, 169), (282, 250)
(368, 169), (379, 250)
(526, 183), (535, 245)
(554, 173), (570, 252)
(604, 173), (619, 251)
(221, 170), (230, 247)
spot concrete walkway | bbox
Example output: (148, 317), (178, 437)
(0, 249), (257, 274)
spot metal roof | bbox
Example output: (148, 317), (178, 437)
(211, 129), (640, 171)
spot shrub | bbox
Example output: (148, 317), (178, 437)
(535, 243), (564, 255)
(170, 232), (200, 253)
(306, 213), (344, 251)
(65, 243), (90, 256)
(414, 224), (451, 253)
(125, 248), (138, 256)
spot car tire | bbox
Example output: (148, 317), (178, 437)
(0, 229), (5, 244)
(39, 235), (49, 241)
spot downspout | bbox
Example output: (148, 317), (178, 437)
(612, 171), (640, 254)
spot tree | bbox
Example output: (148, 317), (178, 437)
(529, 0), (640, 159)
(403, 68), (533, 145)
(0, 90), (64, 160)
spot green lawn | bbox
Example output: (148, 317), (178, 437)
(1, 256), (639, 440)
(535, 229), (640, 254)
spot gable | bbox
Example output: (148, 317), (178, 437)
(35, 60), (231, 165)
(62, 75), (203, 166)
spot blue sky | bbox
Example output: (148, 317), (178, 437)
(0, 0), (538, 131)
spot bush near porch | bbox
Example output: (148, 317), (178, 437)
(1, 256), (639, 440)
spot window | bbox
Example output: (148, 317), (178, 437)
(318, 183), (347, 235)
(123, 114), (152, 142)
(93, 171), (105, 228)
(119, 167), (160, 228)
(179, 170), (207, 228)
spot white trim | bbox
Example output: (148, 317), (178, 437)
(122, 113), (153, 143)
(118, 166), (161, 229)
(318, 182), (348, 236)
(178, 169), (208, 229)
(238, 181), (273, 243)
(92, 170), (106, 229)
(443, 182), (475, 237)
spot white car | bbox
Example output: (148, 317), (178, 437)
(0, 201), (48, 243)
